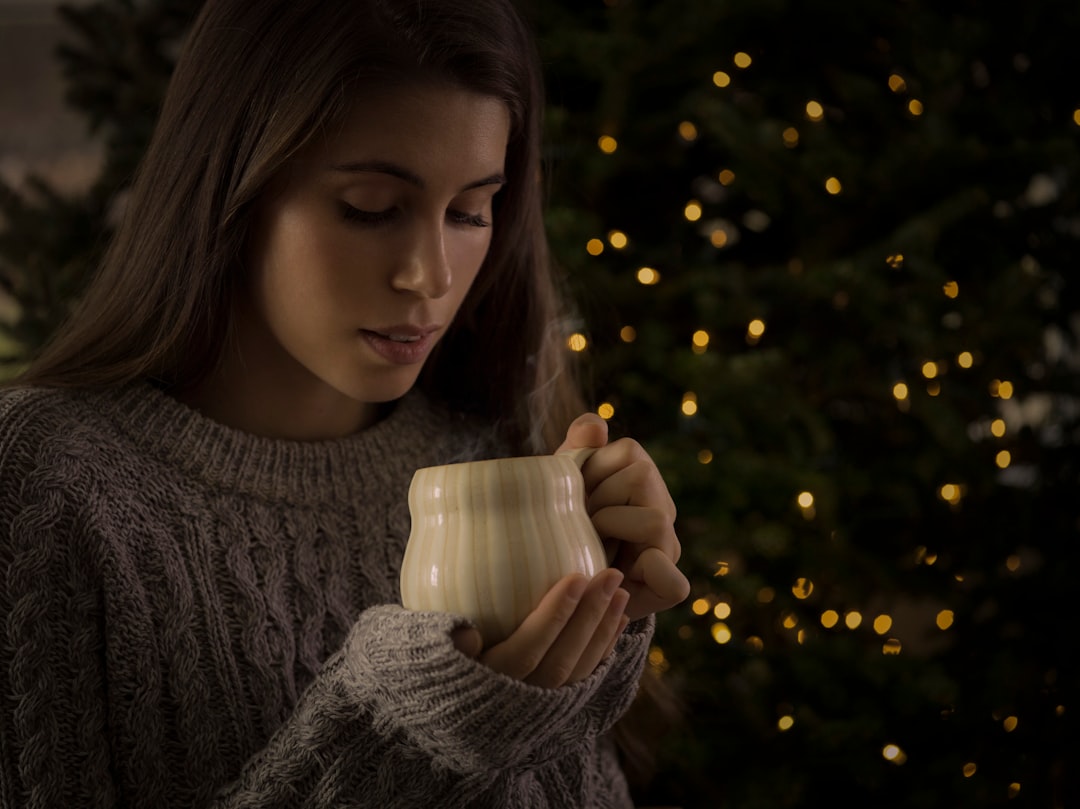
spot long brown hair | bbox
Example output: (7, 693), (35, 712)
(16, 0), (583, 454)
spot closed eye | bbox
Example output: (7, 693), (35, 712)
(449, 210), (490, 228)
(341, 203), (398, 226)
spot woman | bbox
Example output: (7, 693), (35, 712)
(0, 0), (689, 806)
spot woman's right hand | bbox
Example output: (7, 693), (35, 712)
(451, 568), (630, 689)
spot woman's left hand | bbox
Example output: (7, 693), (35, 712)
(556, 413), (691, 623)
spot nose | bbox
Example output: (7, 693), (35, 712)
(390, 219), (452, 299)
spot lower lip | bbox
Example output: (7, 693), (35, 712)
(361, 330), (436, 365)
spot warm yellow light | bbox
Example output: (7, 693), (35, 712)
(681, 392), (699, 416)
(882, 743), (906, 763)
(713, 602), (731, 619)
(718, 168), (736, 185)
(678, 121), (699, 141)
(733, 51), (752, 68)
(1009, 782), (1021, 798)
(820, 610), (839, 628)
(711, 622), (732, 644)
(597, 402), (615, 420)
(936, 609), (954, 630)
(782, 126), (799, 147)
(709, 229), (729, 248)
(996, 450), (1012, 469)
(693, 329), (710, 348)
(714, 561), (730, 577)
(684, 200), (703, 221)
(747, 318), (766, 338)
(991, 418), (1007, 437)
(888, 74), (907, 93)
(908, 99), (924, 116)
(883, 638), (902, 655)
(873, 614), (893, 634)
(746, 636), (764, 652)
(598, 135), (618, 153)
(620, 325), (637, 343)
(1074, 109), (1080, 126)
(757, 587), (776, 603)
(792, 578), (813, 599)
(636, 266), (661, 285)
(1006, 554), (1021, 572)
(713, 70), (731, 88)
(647, 646), (668, 671)
(805, 100), (824, 121)
(886, 253), (904, 268)
(608, 230), (628, 249)
(825, 176), (842, 194)
(781, 612), (798, 629)
(1003, 715), (1018, 732)
(944, 280), (959, 298)
(567, 333), (588, 352)
(963, 762), (977, 778)
(922, 361), (939, 379)
(844, 611), (862, 629)
(997, 380), (1014, 399)
(927, 381), (941, 397)
(698, 449), (714, 465)
(797, 491), (814, 509)
(957, 351), (974, 368)
(893, 382), (909, 401)
(691, 598), (710, 616)
(777, 715), (794, 731)
(940, 483), (962, 504)
(586, 238), (604, 256)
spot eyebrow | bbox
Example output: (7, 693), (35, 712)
(329, 159), (506, 192)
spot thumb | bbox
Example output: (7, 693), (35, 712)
(451, 626), (483, 658)
(555, 412), (609, 455)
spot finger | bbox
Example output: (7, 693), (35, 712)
(566, 586), (630, 683)
(600, 614), (631, 661)
(593, 505), (681, 563)
(554, 412), (609, 456)
(451, 626), (483, 659)
(524, 568), (624, 688)
(585, 451), (677, 523)
(479, 573), (588, 680)
(622, 548), (691, 621)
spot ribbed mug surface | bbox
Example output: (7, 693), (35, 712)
(400, 451), (607, 644)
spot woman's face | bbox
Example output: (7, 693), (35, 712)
(213, 82), (510, 439)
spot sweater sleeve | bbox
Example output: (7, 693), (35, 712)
(213, 607), (652, 808)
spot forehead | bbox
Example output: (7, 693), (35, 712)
(306, 81), (511, 177)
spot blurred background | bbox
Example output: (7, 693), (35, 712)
(1, 1), (1078, 807)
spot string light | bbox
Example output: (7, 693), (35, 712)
(1006, 554), (1021, 572)
(820, 610), (839, 628)
(797, 491), (814, 509)
(714, 561), (730, 577)
(883, 638), (902, 654)
(886, 253), (904, 268)
(567, 333), (588, 352)
(684, 200), (703, 221)
(597, 135), (618, 153)
(711, 622), (732, 644)
(991, 379), (1014, 399)
(908, 99), (924, 116)
(883, 744), (907, 764)
(713, 602), (731, 619)
(873, 614), (893, 634)
(1073, 109), (1080, 126)
(710, 229), (729, 248)
(922, 361), (939, 379)
(746, 636), (764, 652)
(712, 70), (731, 88)
(1009, 783), (1022, 798)
(957, 351), (974, 368)
(805, 100), (825, 121)
(647, 646), (670, 674)
(825, 176), (842, 194)
(844, 611), (862, 629)
(586, 238), (604, 256)
(681, 392), (699, 416)
(1003, 715), (1018, 732)
(939, 483), (963, 504)
(597, 402), (615, 419)
(963, 762), (977, 778)
(781, 612), (798, 629)
(888, 73), (907, 93)
(698, 449), (714, 464)
(607, 230), (628, 249)
(777, 715), (794, 731)
(692, 329), (710, 354)
(782, 126), (800, 147)
(996, 450), (1012, 468)
(619, 325), (637, 342)
(718, 168), (736, 185)
(893, 382), (909, 401)
(747, 318), (766, 339)
(936, 609), (954, 630)
(691, 598), (710, 616)
(678, 121), (699, 141)
(636, 266), (661, 285)
(944, 280), (959, 298)
(792, 578), (813, 599)
(991, 418), (1006, 437)
(733, 51), (752, 68)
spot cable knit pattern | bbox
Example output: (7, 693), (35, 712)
(0, 383), (651, 808)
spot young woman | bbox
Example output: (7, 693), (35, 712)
(0, 0), (690, 806)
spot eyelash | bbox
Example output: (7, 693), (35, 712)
(340, 204), (490, 229)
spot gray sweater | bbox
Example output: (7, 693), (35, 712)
(0, 383), (649, 808)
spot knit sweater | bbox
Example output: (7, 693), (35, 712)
(0, 383), (650, 809)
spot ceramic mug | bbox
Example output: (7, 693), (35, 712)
(400, 447), (609, 645)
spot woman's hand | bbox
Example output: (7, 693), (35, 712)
(452, 568), (629, 688)
(556, 413), (690, 623)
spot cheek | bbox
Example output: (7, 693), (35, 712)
(448, 230), (494, 290)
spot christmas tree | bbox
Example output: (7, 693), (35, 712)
(2, 1), (1077, 807)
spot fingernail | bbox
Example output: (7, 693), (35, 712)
(567, 575), (588, 601)
(602, 570), (624, 597)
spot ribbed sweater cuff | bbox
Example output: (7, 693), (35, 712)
(344, 605), (651, 774)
